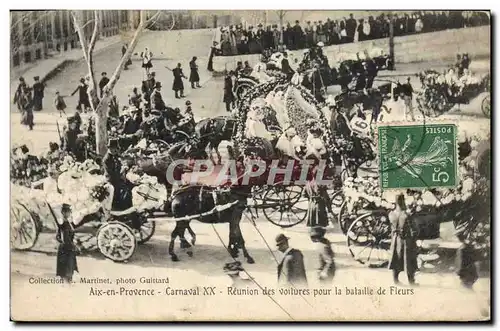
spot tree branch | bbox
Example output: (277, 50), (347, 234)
(71, 11), (90, 64)
(145, 11), (162, 26)
(88, 10), (99, 56)
(102, 10), (148, 102)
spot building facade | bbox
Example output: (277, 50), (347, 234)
(10, 10), (137, 69)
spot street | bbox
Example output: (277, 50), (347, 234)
(10, 219), (491, 321)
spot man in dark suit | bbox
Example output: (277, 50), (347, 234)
(276, 234), (308, 288)
(150, 82), (166, 111)
(98, 72), (110, 98)
(346, 13), (357, 43)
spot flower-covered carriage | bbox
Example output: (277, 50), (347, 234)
(230, 76), (338, 228)
(416, 68), (490, 117)
(10, 157), (167, 262)
(336, 131), (490, 267)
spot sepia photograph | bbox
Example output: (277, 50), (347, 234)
(8, 7), (491, 322)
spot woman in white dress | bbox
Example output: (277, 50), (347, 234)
(275, 127), (304, 160)
(141, 47), (153, 78)
(245, 107), (272, 141)
(251, 57), (271, 82)
(306, 126), (327, 160)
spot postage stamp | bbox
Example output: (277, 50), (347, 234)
(378, 123), (458, 190)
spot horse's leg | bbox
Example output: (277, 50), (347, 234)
(208, 142), (216, 165)
(178, 222), (194, 257)
(234, 210), (255, 264)
(214, 142), (222, 165)
(186, 224), (197, 246)
(168, 222), (185, 262)
(228, 217), (239, 258)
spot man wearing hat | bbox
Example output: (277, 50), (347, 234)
(183, 100), (195, 127)
(316, 20), (327, 44)
(455, 223), (479, 289)
(172, 63), (187, 99)
(276, 234), (308, 287)
(61, 116), (79, 156)
(304, 21), (313, 48)
(121, 107), (142, 135)
(310, 226), (335, 284)
(13, 77), (28, 111)
(292, 20), (304, 50)
(103, 138), (132, 210)
(32, 76), (45, 111)
(151, 82), (166, 111)
(364, 59), (378, 89)
(401, 77), (415, 121)
(56, 203), (78, 284)
(71, 78), (91, 111)
(98, 72), (110, 98)
(388, 194), (418, 286)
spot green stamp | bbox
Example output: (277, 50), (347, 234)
(378, 123), (457, 190)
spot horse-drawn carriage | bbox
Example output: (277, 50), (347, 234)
(416, 70), (491, 117)
(334, 132), (490, 267)
(230, 74), (339, 227)
(10, 157), (165, 262)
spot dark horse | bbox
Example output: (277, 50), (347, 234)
(195, 116), (236, 165)
(121, 135), (207, 248)
(166, 184), (255, 264)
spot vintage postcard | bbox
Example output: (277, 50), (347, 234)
(10, 9), (491, 321)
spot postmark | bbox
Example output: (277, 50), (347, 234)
(378, 123), (458, 190)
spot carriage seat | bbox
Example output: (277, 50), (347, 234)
(110, 206), (137, 217)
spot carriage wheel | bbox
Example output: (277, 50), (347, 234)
(10, 205), (40, 251)
(147, 139), (171, 154)
(97, 222), (137, 262)
(346, 211), (391, 267)
(262, 185), (308, 228)
(337, 200), (358, 234)
(234, 82), (255, 101)
(135, 217), (156, 244)
(481, 95), (490, 118)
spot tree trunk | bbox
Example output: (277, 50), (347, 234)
(95, 99), (109, 156)
(72, 10), (164, 156)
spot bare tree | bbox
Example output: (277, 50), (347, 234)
(276, 10), (288, 29)
(71, 10), (174, 156)
(10, 11), (56, 56)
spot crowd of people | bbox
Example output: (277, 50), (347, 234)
(212, 11), (490, 57)
(13, 45), (204, 134)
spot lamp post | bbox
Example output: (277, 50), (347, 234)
(389, 13), (395, 70)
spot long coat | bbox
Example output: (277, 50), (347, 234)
(305, 182), (329, 227)
(316, 239), (335, 283)
(223, 76), (234, 104)
(32, 82), (45, 111)
(172, 68), (185, 91)
(388, 209), (418, 275)
(277, 248), (308, 287)
(56, 220), (78, 280)
(189, 60), (200, 83)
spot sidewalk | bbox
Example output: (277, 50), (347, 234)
(10, 35), (122, 92)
